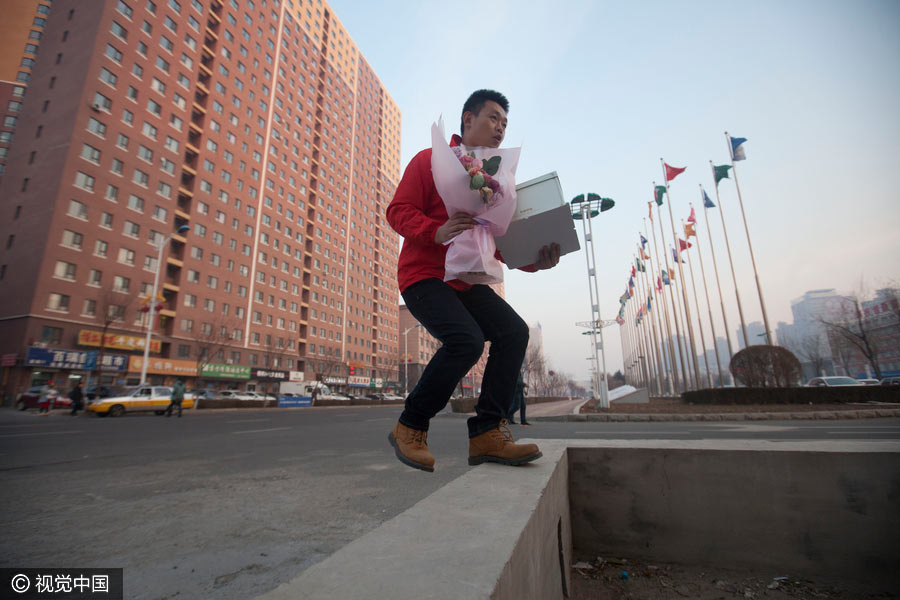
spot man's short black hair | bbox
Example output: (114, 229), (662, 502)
(460, 89), (509, 135)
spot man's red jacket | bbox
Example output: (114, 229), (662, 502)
(387, 135), (534, 294)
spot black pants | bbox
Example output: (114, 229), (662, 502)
(166, 399), (182, 417)
(400, 278), (529, 438)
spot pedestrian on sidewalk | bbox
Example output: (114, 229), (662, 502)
(166, 379), (185, 418)
(69, 381), (84, 416)
(507, 374), (530, 425)
(386, 89), (561, 472)
(39, 381), (58, 415)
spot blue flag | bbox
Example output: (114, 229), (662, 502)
(661, 270), (670, 285)
(640, 234), (648, 248)
(730, 136), (747, 161)
(703, 189), (716, 208)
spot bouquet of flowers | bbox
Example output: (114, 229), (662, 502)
(453, 148), (503, 203)
(430, 117), (520, 284)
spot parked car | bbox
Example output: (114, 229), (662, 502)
(191, 388), (218, 401)
(85, 384), (125, 401)
(15, 385), (72, 411)
(881, 377), (900, 386)
(216, 390), (255, 401)
(87, 385), (194, 417)
(857, 378), (880, 386)
(805, 376), (865, 387)
(380, 393), (404, 402)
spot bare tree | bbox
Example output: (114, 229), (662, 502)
(817, 295), (882, 379)
(794, 332), (829, 378)
(191, 316), (241, 386)
(305, 351), (348, 398)
(89, 287), (137, 389)
(521, 345), (546, 394)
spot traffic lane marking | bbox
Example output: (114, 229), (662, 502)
(232, 427), (292, 434)
(0, 430), (84, 438)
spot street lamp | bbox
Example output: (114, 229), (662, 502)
(140, 224), (190, 385)
(571, 193), (615, 407)
(402, 323), (421, 396)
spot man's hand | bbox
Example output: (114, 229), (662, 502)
(534, 243), (561, 270)
(435, 212), (477, 244)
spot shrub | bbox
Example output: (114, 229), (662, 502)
(729, 345), (802, 388)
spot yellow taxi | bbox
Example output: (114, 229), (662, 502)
(87, 385), (194, 417)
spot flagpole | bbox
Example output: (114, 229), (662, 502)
(709, 159), (748, 353)
(683, 217), (713, 388)
(645, 221), (673, 395)
(726, 132), (773, 345)
(653, 184), (687, 393)
(638, 254), (659, 393)
(669, 243), (695, 389)
(648, 210), (678, 395)
(695, 191), (727, 386)
(640, 234), (666, 395)
(662, 159), (702, 390)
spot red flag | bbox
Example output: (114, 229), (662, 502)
(648, 201), (653, 221)
(656, 276), (662, 292)
(664, 163), (686, 181)
(678, 238), (693, 251)
(687, 207), (696, 223)
(631, 265), (636, 277)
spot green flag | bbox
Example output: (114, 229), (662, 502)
(654, 185), (666, 206)
(714, 164), (732, 186)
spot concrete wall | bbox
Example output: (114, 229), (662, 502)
(568, 443), (900, 590)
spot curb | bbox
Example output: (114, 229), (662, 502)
(441, 408), (900, 422)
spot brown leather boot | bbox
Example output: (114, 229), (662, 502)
(388, 422), (435, 472)
(468, 421), (542, 466)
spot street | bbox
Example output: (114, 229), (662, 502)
(2, 406), (899, 599)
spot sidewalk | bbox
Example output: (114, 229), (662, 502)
(443, 397), (900, 422)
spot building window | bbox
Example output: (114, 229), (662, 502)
(41, 326), (63, 344)
(117, 248), (135, 265)
(82, 299), (97, 317)
(47, 293), (70, 312)
(61, 230), (83, 250)
(67, 199), (88, 219)
(54, 261), (77, 280)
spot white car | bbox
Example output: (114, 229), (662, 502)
(805, 376), (864, 387)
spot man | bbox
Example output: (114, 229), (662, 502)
(166, 379), (185, 418)
(69, 381), (85, 416)
(386, 89), (560, 472)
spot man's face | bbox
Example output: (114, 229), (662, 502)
(461, 100), (507, 148)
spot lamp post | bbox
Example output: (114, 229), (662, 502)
(571, 194), (615, 407)
(402, 323), (421, 396)
(140, 224), (190, 385)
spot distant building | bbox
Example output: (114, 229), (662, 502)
(826, 288), (900, 378)
(736, 321), (767, 349)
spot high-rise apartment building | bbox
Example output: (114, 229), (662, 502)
(0, 1), (50, 180)
(0, 0), (402, 399)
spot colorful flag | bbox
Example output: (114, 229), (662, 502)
(631, 265), (636, 277)
(647, 295), (652, 311)
(661, 270), (670, 285)
(684, 222), (696, 238)
(640, 234), (648, 249)
(730, 136), (747, 161)
(678, 238), (692, 251)
(619, 293), (628, 306)
(687, 207), (696, 223)
(636, 258), (646, 272)
(654, 185), (666, 206)
(664, 163), (686, 182)
(648, 201), (654, 221)
(703, 189), (716, 208)
(629, 276), (635, 288)
(616, 315), (625, 326)
(656, 276), (662, 292)
(640, 248), (650, 260)
(672, 248), (685, 263)
(713, 164), (732, 186)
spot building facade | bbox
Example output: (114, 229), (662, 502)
(0, 0), (401, 400)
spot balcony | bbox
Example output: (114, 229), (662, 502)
(162, 282), (180, 293)
(189, 121), (203, 135)
(198, 62), (213, 78)
(166, 256), (184, 268)
(181, 163), (197, 177)
(192, 101), (207, 116)
(174, 208), (191, 221)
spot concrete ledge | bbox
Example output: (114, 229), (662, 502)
(255, 442), (572, 600)
(255, 439), (900, 599)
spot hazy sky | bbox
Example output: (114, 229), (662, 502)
(329, 0), (900, 382)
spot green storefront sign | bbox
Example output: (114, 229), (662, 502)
(201, 363), (251, 379)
